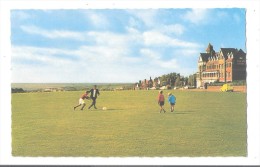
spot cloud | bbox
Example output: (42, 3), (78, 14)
(88, 13), (109, 28)
(127, 10), (158, 27)
(140, 48), (179, 69)
(142, 31), (200, 48)
(80, 11), (110, 29)
(76, 45), (132, 64)
(125, 26), (140, 34)
(13, 9), (204, 83)
(20, 25), (86, 41)
(14, 23), (202, 82)
(126, 10), (185, 36)
(174, 48), (201, 57)
(12, 46), (78, 66)
(140, 48), (160, 60)
(183, 9), (210, 25)
(11, 11), (33, 21)
(87, 31), (131, 47)
(11, 44), (144, 83)
(20, 25), (143, 48)
(128, 17), (142, 29)
(11, 41), (183, 83)
(215, 10), (242, 25)
(159, 24), (185, 35)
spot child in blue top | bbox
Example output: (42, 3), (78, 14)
(168, 92), (176, 112)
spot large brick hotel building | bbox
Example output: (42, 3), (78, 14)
(196, 43), (246, 88)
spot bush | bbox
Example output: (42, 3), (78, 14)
(12, 88), (25, 93)
(208, 80), (246, 86)
(232, 80), (246, 86)
(208, 82), (223, 86)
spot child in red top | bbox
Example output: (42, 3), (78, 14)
(158, 90), (166, 113)
(74, 92), (89, 111)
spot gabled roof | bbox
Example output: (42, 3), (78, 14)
(199, 45), (246, 62)
(220, 48), (247, 59)
(220, 48), (238, 57)
(199, 53), (210, 62)
(237, 49), (246, 57)
(200, 52), (220, 62)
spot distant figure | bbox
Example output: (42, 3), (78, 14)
(168, 92), (176, 112)
(158, 90), (166, 113)
(87, 85), (100, 109)
(204, 83), (208, 89)
(74, 92), (89, 111)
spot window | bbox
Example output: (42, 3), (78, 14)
(227, 63), (232, 68)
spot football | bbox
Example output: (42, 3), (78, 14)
(102, 107), (107, 110)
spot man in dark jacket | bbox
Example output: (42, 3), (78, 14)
(87, 85), (100, 109)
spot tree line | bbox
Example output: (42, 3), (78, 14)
(158, 72), (197, 87)
(137, 72), (197, 89)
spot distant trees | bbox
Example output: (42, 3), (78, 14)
(12, 88), (25, 93)
(175, 75), (181, 87)
(188, 73), (197, 87)
(159, 73), (190, 88)
(153, 77), (160, 87)
(136, 72), (197, 90)
(160, 72), (178, 87)
(149, 77), (153, 88)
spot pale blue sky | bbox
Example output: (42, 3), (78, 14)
(11, 8), (246, 83)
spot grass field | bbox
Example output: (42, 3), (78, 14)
(12, 90), (247, 157)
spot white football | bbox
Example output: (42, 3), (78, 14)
(102, 107), (107, 110)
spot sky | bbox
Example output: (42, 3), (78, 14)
(11, 8), (246, 83)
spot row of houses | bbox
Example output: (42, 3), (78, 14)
(196, 43), (246, 88)
(134, 77), (158, 90)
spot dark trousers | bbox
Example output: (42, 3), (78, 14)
(89, 97), (97, 109)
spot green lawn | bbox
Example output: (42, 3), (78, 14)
(12, 90), (247, 157)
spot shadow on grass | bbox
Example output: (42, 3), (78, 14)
(91, 108), (124, 111)
(173, 111), (195, 114)
(106, 108), (124, 111)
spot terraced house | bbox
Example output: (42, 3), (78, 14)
(196, 43), (246, 88)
